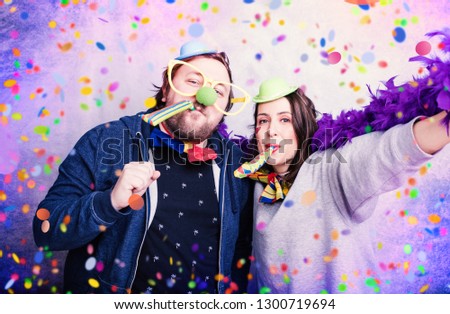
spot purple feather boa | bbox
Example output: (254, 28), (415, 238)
(311, 28), (450, 151)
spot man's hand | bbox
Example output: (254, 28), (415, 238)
(111, 162), (160, 211)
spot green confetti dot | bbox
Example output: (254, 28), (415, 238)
(14, 60), (21, 68)
(61, 0), (69, 4)
(400, 19), (408, 27)
(11, 112), (22, 120)
(80, 103), (89, 111)
(44, 251), (53, 258)
(14, 94), (20, 101)
(411, 16), (419, 24)
(277, 249), (284, 256)
(398, 86), (405, 92)
(319, 289), (329, 294)
(365, 125), (372, 133)
(283, 274), (291, 284)
(357, 65), (367, 74)
(34, 125), (50, 135)
(351, 7), (360, 15)
(365, 278), (377, 287)
(54, 118), (61, 125)
(373, 286), (380, 293)
(338, 283), (347, 292)
(131, 22), (138, 29)
(201, 2), (209, 10)
(259, 286), (271, 294)
(44, 164), (52, 175)
(51, 286), (58, 293)
(95, 99), (103, 107)
(404, 244), (412, 254)
(148, 279), (156, 286)
(418, 265), (425, 274)
(410, 188), (419, 199)
(188, 281), (196, 289)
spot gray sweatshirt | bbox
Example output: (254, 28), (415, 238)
(248, 118), (436, 293)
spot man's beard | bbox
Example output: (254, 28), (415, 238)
(164, 108), (218, 143)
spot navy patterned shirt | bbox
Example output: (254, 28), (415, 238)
(132, 145), (221, 293)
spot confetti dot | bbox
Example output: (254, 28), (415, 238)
(338, 283), (347, 292)
(327, 51), (341, 65)
(301, 190), (316, 206)
(188, 23), (204, 38)
(200, 2), (209, 10)
(85, 257), (96, 271)
(128, 194), (144, 210)
(428, 214), (441, 224)
(88, 278), (100, 288)
(256, 221), (266, 231)
(392, 27), (406, 43)
(415, 41), (431, 55)
(407, 216), (418, 225)
(36, 208), (50, 221)
(145, 97), (157, 108)
(409, 188), (419, 199)
(284, 200), (294, 207)
(404, 244), (412, 254)
(361, 51), (375, 64)
(244, 0), (255, 3)
(96, 42), (106, 50)
(41, 220), (50, 233)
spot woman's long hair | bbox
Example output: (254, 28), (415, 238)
(252, 88), (318, 185)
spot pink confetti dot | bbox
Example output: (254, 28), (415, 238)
(415, 41), (431, 55)
(256, 221), (266, 231)
(327, 51), (341, 65)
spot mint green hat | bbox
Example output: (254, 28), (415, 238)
(253, 77), (298, 103)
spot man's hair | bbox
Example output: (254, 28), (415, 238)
(153, 52), (234, 112)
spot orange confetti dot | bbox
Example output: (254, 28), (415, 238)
(63, 215), (71, 225)
(4, 79), (17, 88)
(331, 229), (339, 241)
(36, 208), (50, 220)
(428, 214), (441, 224)
(313, 233), (320, 240)
(419, 166), (427, 176)
(301, 190), (316, 206)
(408, 178), (416, 186)
(419, 284), (429, 293)
(330, 248), (339, 258)
(12, 47), (21, 56)
(128, 194), (144, 210)
(57, 42), (73, 52)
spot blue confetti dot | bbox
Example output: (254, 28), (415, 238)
(320, 38), (326, 47)
(328, 30), (335, 42)
(166, 0), (176, 3)
(361, 51), (375, 64)
(96, 42), (106, 50)
(20, 12), (29, 20)
(269, 0), (282, 10)
(34, 251), (44, 264)
(243, 0), (254, 3)
(359, 5), (370, 10)
(393, 27), (406, 43)
(300, 53), (309, 62)
(284, 200), (294, 207)
(255, 53), (262, 61)
(189, 23), (204, 38)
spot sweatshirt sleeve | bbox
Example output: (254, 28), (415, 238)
(329, 117), (435, 223)
(33, 127), (130, 251)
